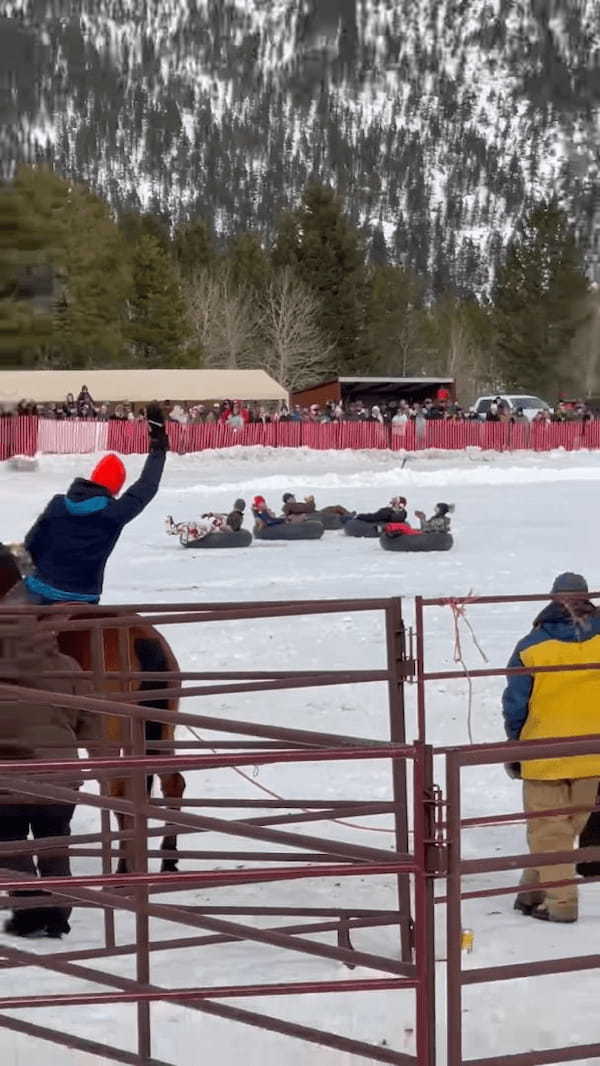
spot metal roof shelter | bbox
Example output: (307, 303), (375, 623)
(0, 369), (287, 406)
(292, 376), (455, 408)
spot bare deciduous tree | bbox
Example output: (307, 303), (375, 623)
(184, 268), (258, 368)
(422, 297), (496, 398)
(260, 268), (333, 390)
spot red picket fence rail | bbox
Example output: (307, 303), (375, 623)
(1, 417), (600, 458)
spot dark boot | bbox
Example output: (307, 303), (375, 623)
(514, 870), (545, 915)
(44, 914), (71, 938)
(4, 910), (49, 938)
(530, 903), (578, 924)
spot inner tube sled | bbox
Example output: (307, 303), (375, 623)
(313, 511), (343, 531)
(380, 532), (453, 553)
(255, 521), (324, 541)
(344, 518), (380, 538)
(183, 529), (253, 549)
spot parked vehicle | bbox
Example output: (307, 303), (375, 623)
(473, 395), (551, 421)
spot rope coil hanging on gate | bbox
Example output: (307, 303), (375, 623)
(447, 593), (489, 744)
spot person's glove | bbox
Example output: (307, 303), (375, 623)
(504, 762), (522, 780)
(147, 403), (169, 452)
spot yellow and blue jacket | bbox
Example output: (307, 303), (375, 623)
(503, 602), (600, 780)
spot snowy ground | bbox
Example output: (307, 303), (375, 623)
(2, 446), (600, 1066)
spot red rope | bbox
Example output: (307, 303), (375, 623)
(184, 725), (396, 835)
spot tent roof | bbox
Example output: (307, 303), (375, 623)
(0, 369), (287, 405)
(337, 377), (454, 385)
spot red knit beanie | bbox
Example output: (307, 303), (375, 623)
(89, 454), (126, 496)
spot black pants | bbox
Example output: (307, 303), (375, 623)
(1, 803), (76, 931)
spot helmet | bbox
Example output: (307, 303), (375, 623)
(253, 495), (266, 509)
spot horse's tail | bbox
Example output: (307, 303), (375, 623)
(134, 636), (171, 792)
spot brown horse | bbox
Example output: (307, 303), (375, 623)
(57, 617), (185, 873)
(0, 556), (185, 873)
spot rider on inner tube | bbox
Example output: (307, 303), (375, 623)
(386, 503), (454, 537)
(281, 493), (316, 522)
(252, 496), (286, 529)
(355, 496), (408, 526)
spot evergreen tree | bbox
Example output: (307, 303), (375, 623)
(368, 225), (390, 266)
(53, 184), (132, 368)
(493, 201), (590, 397)
(128, 235), (189, 365)
(364, 264), (426, 375)
(0, 167), (136, 368)
(173, 219), (215, 279)
(272, 183), (367, 374)
(0, 167), (68, 365)
(119, 210), (171, 254)
(225, 232), (271, 292)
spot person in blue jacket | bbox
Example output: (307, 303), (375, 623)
(10, 404), (169, 605)
(251, 495), (285, 529)
(502, 572), (600, 923)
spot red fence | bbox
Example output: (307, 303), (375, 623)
(2, 417), (600, 458)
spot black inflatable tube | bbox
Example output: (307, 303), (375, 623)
(254, 521), (324, 541)
(313, 511), (343, 530)
(343, 518), (380, 538)
(183, 530), (253, 549)
(380, 532), (454, 552)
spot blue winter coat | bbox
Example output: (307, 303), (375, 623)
(24, 451), (165, 602)
(254, 509), (285, 527)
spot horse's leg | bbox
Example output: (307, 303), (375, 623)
(157, 770), (186, 872)
(134, 636), (185, 873)
(113, 791), (131, 875)
(115, 816), (127, 874)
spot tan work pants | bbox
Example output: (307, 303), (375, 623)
(522, 777), (599, 917)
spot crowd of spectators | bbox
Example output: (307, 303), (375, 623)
(1, 386), (597, 426)
(289, 396), (597, 425)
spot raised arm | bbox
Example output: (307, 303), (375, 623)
(108, 403), (168, 525)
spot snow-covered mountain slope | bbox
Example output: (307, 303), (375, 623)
(3, 0), (600, 286)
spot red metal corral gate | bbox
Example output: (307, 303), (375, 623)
(0, 597), (436, 1066)
(416, 592), (600, 1066)
(1, 594), (600, 1065)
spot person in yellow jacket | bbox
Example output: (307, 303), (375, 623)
(503, 572), (600, 923)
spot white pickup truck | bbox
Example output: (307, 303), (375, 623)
(473, 394), (551, 420)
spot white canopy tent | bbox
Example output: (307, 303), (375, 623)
(0, 369), (287, 406)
